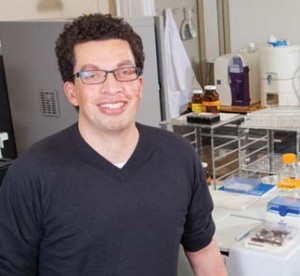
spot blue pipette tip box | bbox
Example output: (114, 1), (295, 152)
(267, 196), (300, 217)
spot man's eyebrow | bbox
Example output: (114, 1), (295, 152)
(117, 60), (136, 67)
(80, 64), (99, 71)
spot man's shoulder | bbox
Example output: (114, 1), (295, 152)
(28, 124), (75, 153)
(137, 123), (194, 152)
(12, 124), (76, 169)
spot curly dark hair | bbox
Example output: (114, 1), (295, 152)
(55, 13), (145, 83)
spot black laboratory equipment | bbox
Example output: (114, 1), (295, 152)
(0, 53), (17, 159)
(0, 159), (11, 188)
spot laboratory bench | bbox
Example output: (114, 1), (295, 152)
(219, 102), (262, 114)
(211, 185), (300, 276)
(163, 107), (300, 275)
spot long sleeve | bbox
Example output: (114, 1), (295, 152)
(0, 162), (42, 275)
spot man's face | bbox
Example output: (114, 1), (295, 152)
(64, 39), (143, 135)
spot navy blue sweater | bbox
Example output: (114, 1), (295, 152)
(0, 123), (215, 276)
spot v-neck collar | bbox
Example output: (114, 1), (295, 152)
(69, 123), (153, 181)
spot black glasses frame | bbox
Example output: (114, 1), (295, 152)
(73, 67), (143, 84)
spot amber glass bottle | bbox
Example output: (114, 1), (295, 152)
(202, 85), (220, 113)
(191, 89), (203, 113)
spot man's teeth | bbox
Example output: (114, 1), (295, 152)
(102, 102), (124, 109)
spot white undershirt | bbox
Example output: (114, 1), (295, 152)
(113, 160), (128, 169)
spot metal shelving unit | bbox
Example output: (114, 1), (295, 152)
(160, 107), (300, 189)
(160, 113), (244, 189)
(238, 107), (300, 177)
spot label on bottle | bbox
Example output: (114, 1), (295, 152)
(191, 103), (202, 112)
(202, 100), (220, 108)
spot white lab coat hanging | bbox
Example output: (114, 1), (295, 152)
(164, 8), (200, 118)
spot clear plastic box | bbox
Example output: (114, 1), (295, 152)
(223, 175), (261, 194)
(243, 106), (300, 129)
(244, 221), (298, 252)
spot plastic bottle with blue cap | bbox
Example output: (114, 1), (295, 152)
(267, 35), (289, 47)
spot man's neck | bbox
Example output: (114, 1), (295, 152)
(78, 123), (139, 164)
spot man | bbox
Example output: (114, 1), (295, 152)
(0, 13), (227, 275)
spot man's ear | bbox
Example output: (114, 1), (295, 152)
(138, 76), (143, 100)
(64, 81), (79, 107)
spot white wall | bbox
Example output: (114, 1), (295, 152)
(0, 0), (61, 20)
(228, 0), (300, 52)
(203, 0), (219, 62)
(0, 0), (111, 20)
(0, 0), (201, 82)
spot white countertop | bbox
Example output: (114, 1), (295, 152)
(212, 187), (300, 276)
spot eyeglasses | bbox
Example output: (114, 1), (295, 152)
(73, 67), (142, 85)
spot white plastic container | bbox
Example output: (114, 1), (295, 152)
(259, 44), (300, 107)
